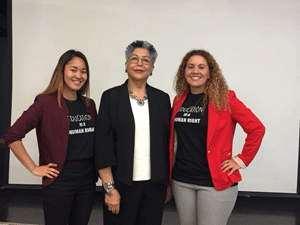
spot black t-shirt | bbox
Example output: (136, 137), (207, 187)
(65, 97), (95, 161)
(172, 92), (213, 187)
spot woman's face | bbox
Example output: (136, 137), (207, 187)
(184, 55), (210, 94)
(63, 56), (87, 95)
(125, 47), (154, 82)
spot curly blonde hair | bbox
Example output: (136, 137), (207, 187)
(174, 49), (230, 111)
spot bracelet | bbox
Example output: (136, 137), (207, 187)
(104, 182), (115, 197)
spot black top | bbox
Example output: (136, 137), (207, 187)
(94, 80), (171, 186)
(65, 97), (95, 161)
(173, 92), (213, 187)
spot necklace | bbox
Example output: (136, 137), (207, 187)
(128, 86), (148, 106)
(189, 93), (204, 108)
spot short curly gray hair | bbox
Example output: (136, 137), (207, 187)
(125, 40), (158, 65)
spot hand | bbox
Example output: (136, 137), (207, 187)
(31, 163), (60, 178)
(105, 189), (121, 214)
(164, 184), (173, 203)
(221, 159), (241, 176)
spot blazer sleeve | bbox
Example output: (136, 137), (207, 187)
(94, 91), (117, 171)
(4, 96), (44, 145)
(230, 91), (265, 166)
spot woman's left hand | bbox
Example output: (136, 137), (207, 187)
(221, 159), (241, 176)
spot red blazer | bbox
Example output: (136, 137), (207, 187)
(169, 90), (265, 191)
(4, 93), (97, 186)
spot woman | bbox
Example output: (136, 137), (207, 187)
(169, 50), (265, 225)
(94, 40), (171, 225)
(4, 50), (97, 225)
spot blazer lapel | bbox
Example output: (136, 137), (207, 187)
(118, 81), (135, 132)
(207, 100), (219, 148)
(59, 95), (70, 160)
(146, 84), (158, 150)
(147, 84), (166, 180)
(117, 81), (135, 175)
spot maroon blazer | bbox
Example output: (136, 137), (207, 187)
(169, 90), (265, 190)
(4, 93), (97, 186)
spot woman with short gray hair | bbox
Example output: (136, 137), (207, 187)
(95, 40), (171, 225)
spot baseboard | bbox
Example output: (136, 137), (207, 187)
(2, 184), (300, 198)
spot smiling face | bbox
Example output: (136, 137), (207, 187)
(125, 47), (154, 82)
(184, 55), (210, 94)
(63, 56), (87, 98)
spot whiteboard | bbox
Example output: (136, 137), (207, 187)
(10, 0), (300, 193)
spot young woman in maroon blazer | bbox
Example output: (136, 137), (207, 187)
(4, 50), (97, 225)
(169, 50), (265, 225)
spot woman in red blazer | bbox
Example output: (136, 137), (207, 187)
(169, 50), (265, 225)
(4, 50), (97, 225)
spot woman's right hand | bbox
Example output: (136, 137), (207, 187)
(98, 167), (120, 214)
(105, 189), (121, 214)
(31, 163), (60, 178)
(164, 184), (173, 203)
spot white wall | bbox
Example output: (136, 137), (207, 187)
(10, 0), (300, 193)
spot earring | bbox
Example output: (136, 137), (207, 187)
(125, 69), (127, 73)
(150, 72), (152, 76)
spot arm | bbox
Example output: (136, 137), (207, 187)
(94, 91), (117, 171)
(4, 96), (60, 178)
(222, 91), (265, 175)
(94, 91), (119, 212)
(9, 141), (59, 178)
(98, 167), (120, 214)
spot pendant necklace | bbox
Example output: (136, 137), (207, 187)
(128, 86), (148, 106)
(189, 94), (204, 108)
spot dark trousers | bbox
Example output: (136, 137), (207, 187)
(103, 180), (167, 225)
(42, 158), (96, 225)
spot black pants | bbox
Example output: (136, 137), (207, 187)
(103, 180), (167, 225)
(42, 158), (96, 225)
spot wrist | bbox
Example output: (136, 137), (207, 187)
(232, 155), (246, 169)
(104, 182), (116, 197)
(29, 164), (38, 173)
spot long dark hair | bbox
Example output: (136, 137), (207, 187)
(41, 50), (90, 107)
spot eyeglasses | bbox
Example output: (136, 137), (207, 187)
(128, 56), (152, 65)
